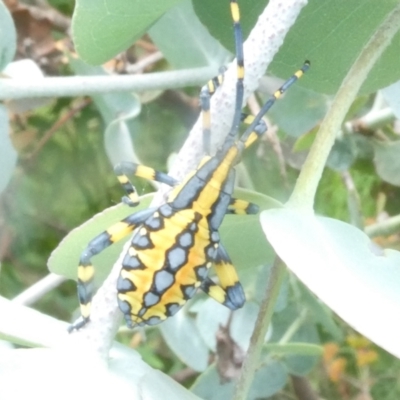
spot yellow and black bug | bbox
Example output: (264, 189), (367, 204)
(69, 0), (309, 331)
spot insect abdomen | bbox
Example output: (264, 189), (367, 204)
(117, 207), (213, 327)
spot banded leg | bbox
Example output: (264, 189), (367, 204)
(200, 0), (244, 154)
(114, 162), (178, 207)
(69, 207), (157, 331)
(201, 242), (245, 310)
(227, 197), (259, 215)
(199, 69), (225, 155)
(226, 0), (245, 142)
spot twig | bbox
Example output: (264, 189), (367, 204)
(125, 51), (164, 74)
(290, 375), (320, 400)
(247, 93), (289, 188)
(365, 214), (400, 238)
(341, 170), (364, 230)
(24, 98), (92, 160)
(12, 273), (66, 306)
(0, 67), (217, 100)
(344, 107), (395, 135)
(25, 4), (71, 32)
(233, 257), (287, 400)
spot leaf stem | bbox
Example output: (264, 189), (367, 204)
(233, 257), (286, 400)
(288, 3), (400, 211)
(278, 308), (308, 344)
(365, 214), (400, 238)
(0, 67), (215, 100)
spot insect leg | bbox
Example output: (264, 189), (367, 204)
(240, 61), (310, 146)
(201, 242), (245, 310)
(226, 0), (245, 142)
(227, 197), (259, 215)
(69, 207), (157, 331)
(200, 0), (244, 154)
(199, 71), (224, 155)
(114, 162), (178, 207)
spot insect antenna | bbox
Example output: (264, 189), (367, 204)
(239, 60), (311, 147)
(225, 0), (245, 148)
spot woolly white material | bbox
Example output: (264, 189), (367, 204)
(167, 0), (309, 184)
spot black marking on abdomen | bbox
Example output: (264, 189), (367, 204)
(118, 299), (131, 315)
(122, 253), (145, 270)
(159, 204), (174, 218)
(194, 264), (208, 280)
(165, 303), (181, 317)
(181, 284), (197, 300)
(131, 228), (153, 249)
(117, 276), (136, 292)
(144, 212), (163, 230)
(146, 316), (162, 326)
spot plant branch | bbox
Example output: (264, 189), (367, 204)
(344, 107), (395, 135)
(233, 257), (287, 400)
(278, 308), (308, 344)
(365, 214), (400, 238)
(0, 67), (215, 100)
(12, 273), (66, 306)
(288, 3), (400, 211)
(341, 170), (364, 230)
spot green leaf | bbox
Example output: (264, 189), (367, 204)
(268, 84), (328, 137)
(138, 368), (202, 400)
(261, 208), (400, 359)
(247, 359), (287, 399)
(0, 296), (67, 348)
(0, 104), (16, 193)
(70, 58), (142, 165)
(230, 301), (266, 351)
(197, 300), (269, 353)
(72, 0), (183, 64)
(195, 298), (230, 352)
(48, 195), (154, 285)
(281, 323), (320, 375)
(269, 303), (320, 375)
(251, 264), (289, 312)
(220, 188), (280, 274)
(191, 360), (287, 400)
(0, 347), (201, 400)
(298, 283), (343, 341)
(372, 140), (400, 186)
(192, 0), (268, 51)
(382, 80), (400, 118)
(191, 364), (236, 399)
(149, 0), (229, 69)
(194, 0), (400, 95)
(0, 2), (16, 71)
(326, 136), (356, 171)
(160, 309), (209, 372)
(293, 127), (318, 152)
(263, 342), (323, 357)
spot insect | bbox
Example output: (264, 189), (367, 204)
(69, 0), (309, 331)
